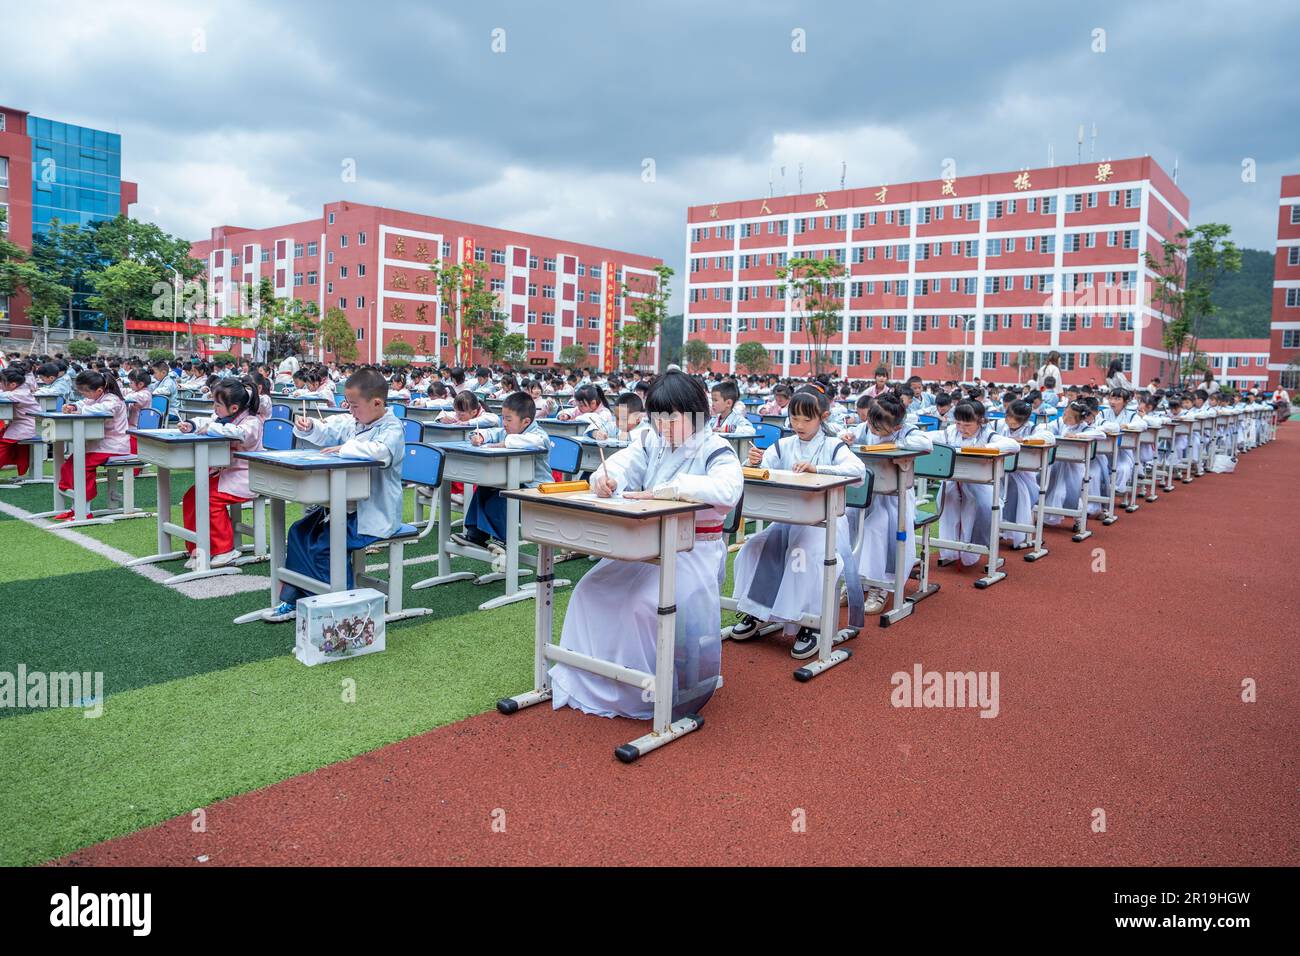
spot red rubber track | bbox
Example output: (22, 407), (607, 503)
(61, 429), (1300, 866)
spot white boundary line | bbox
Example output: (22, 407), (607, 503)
(0, 499), (271, 599)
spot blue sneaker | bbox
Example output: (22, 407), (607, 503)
(264, 601), (296, 623)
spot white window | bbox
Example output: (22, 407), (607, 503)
(358, 231), (367, 246)
(328, 212), (336, 225)
(340, 234), (348, 248)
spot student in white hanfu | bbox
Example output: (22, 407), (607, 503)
(729, 385), (867, 659)
(993, 399), (1054, 547)
(841, 392), (933, 613)
(549, 372), (743, 721)
(936, 399), (1021, 566)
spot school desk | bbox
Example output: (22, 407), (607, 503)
(571, 435), (629, 473)
(1134, 425), (1161, 503)
(484, 397), (505, 413)
(495, 488), (710, 762)
(718, 469), (860, 681)
(1116, 429), (1147, 513)
(176, 395), (215, 422)
(1153, 421), (1179, 492)
(416, 421), (480, 443)
(31, 412), (111, 527)
(1088, 433), (1120, 525)
(126, 429), (243, 584)
(1041, 435), (1098, 539)
(0, 399), (12, 424)
(402, 405), (454, 424)
(853, 446), (932, 625)
(929, 445), (1018, 588)
(231, 449), (382, 625)
(537, 417), (587, 438)
(410, 442), (567, 611)
(34, 392), (62, 414)
(316, 405), (353, 419)
(1000, 441), (1056, 563)
(279, 396), (332, 419)
(759, 413), (787, 429)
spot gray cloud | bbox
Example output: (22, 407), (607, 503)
(3, 0), (1296, 314)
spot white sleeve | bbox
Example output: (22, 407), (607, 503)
(657, 445), (744, 509)
(595, 432), (650, 491)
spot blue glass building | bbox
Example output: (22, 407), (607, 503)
(27, 115), (123, 235)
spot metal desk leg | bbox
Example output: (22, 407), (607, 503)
(235, 497), (285, 624)
(329, 470), (347, 592)
(497, 543), (557, 714)
(1023, 459), (1050, 561)
(1072, 451), (1092, 542)
(410, 476), (476, 590)
(617, 515), (704, 761)
(881, 461), (919, 627)
(795, 491), (853, 680)
(976, 463), (1008, 588)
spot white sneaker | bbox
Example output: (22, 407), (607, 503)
(183, 554), (198, 570)
(208, 549), (242, 568)
(864, 589), (888, 614)
(450, 493), (465, 508)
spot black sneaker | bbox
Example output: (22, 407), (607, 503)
(790, 628), (820, 660)
(450, 529), (489, 548)
(730, 614), (762, 641)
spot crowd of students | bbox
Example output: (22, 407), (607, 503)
(0, 348), (1289, 721)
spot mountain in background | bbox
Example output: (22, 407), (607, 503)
(1199, 248), (1273, 340)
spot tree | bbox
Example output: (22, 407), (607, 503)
(617, 264), (673, 371)
(1146, 223), (1240, 387)
(682, 338), (712, 373)
(431, 259), (500, 366)
(385, 338), (415, 368)
(67, 338), (99, 359)
(558, 343), (588, 368)
(238, 277), (319, 362)
(320, 307), (358, 362)
(777, 256), (845, 377)
(86, 260), (157, 349)
(484, 329), (528, 367)
(735, 340), (771, 375)
(147, 348), (175, 362)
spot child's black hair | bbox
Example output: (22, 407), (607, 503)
(1, 368), (26, 387)
(74, 369), (124, 399)
(788, 384), (829, 422)
(573, 383), (607, 408)
(127, 369), (152, 389)
(867, 393), (905, 432)
(502, 391), (536, 423)
(710, 380), (739, 404)
(616, 392), (645, 414)
(345, 368), (388, 403)
(212, 378), (258, 417)
(1005, 399), (1033, 424)
(452, 390), (482, 413)
(952, 399), (985, 424)
(645, 371), (708, 416)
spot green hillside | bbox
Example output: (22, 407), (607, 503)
(1197, 248), (1273, 339)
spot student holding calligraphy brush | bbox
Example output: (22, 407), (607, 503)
(934, 399), (1020, 567)
(993, 398), (1054, 548)
(729, 385), (866, 659)
(841, 392), (932, 613)
(548, 371), (742, 721)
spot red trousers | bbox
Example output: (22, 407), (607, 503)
(182, 473), (251, 555)
(59, 452), (112, 505)
(0, 438), (31, 477)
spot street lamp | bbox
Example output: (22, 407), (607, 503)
(961, 315), (978, 383)
(164, 265), (181, 355)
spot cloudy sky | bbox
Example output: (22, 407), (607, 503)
(4, 0), (1297, 310)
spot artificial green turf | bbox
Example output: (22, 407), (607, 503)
(0, 560), (586, 866)
(0, 521), (118, 581)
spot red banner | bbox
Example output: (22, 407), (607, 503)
(458, 237), (475, 364)
(126, 320), (255, 339)
(602, 262), (617, 372)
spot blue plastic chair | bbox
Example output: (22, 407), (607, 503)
(987, 410), (1005, 420)
(548, 435), (582, 477)
(390, 403), (407, 420)
(271, 403), (291, 421)
(136, 407), (163, 430)
(350, 442), (447, 621)
(402, 418), (424, 444)
(751, 422), (783, 450)
(745, 412), (762, 425)
(262, 418), (295, 451)
(918, 414), (940, 430)
(150, 395), (170, 420)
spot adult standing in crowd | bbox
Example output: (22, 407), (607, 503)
(1105, 358), (1130, 391)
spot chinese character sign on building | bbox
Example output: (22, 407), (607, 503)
(603, 261), (618, 372)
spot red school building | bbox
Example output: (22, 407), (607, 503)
(190, 202), (663, 368)
(683, 156), (1190, 385)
